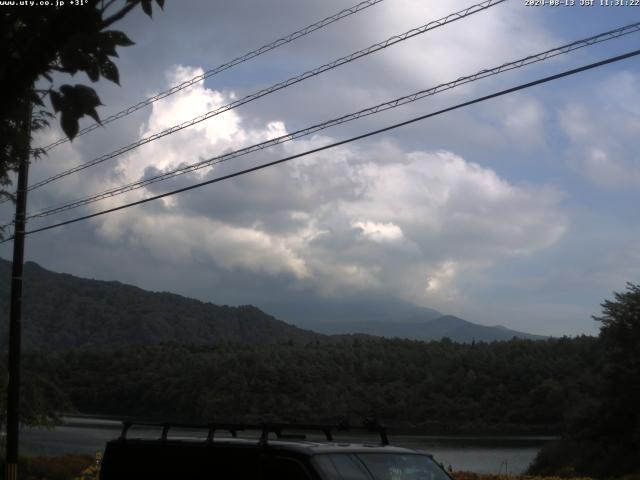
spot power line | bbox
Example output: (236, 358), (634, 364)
(3, 48), (637, 243)
(39, 0), (385, 152)
(20, 21), (640, 222)
(25, 0), (505, 193)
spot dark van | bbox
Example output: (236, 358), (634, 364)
(100, 421), (453, 480)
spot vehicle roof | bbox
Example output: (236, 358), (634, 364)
(108, 436), (429, 457)
(264, 439), (426, 456)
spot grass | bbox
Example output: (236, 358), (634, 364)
(8, 456), (638, 480)
(0, 453), (98, 480)
(450, 472), (595, 480)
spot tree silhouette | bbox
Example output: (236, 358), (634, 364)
(0, 0), (165, 428)
(530, 283), (640, 477)
(0, 0), (164, 201)
(589, 283), (640, 475)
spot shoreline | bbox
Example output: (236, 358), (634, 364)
(58, 413), (561, 438)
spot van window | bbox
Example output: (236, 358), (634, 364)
(355, 453), (450, 480)
(314, 454), (371, 480)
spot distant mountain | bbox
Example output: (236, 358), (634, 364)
(260, 295), (442, 326)
(292, 314), (546, 343)
(261, 296), (545, 342)
(0, 258), (545, 350)
(0, 259), (324, 351)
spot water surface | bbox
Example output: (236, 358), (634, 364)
(20, 417), (553, 474)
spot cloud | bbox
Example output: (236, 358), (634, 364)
(499, 96), (548, 149)
(372, 0), (556, 90)
(6, 0), (620, 336)
(39, 64), (565, 312)
(128, 214), (310, 278)
(558, 71), (640, 189)
(353, 221), (404, 243)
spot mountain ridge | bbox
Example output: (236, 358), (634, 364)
(296, 313), (546, 342)
(0, 259), (325, 351)
(0, 258), (545, 350)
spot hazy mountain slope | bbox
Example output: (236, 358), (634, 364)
(298, 314), (546, 342)
(424, 315), (546, 342)
(0, 258), (545, 350)
(261, 296), (442, 326)
(0, 259), (323, 351)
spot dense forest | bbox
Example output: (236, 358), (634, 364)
(0, 260), (326, 351)
(15, 336), (597, 434)
(528, 284), (640, 478)
(0, 259), (637, 477)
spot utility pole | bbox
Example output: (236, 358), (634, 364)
(5, 99), (31, 480)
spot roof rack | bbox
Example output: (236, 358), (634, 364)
(118, 419), (389, 446)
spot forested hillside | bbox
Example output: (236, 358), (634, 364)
(0, 259), (322, 350)
(307, 315), (546, 342)
(21, 336), (597, 433)
(0, 259), (545, 349)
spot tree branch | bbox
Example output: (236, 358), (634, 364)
(100, 0), (118, 14)
(101, 1), (139, 29)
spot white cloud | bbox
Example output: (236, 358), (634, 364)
(116, 65), (249, 182)
(425, 261), (458, 298)
(352, 221), (404, 243)
(582, 148), (636, 190)
(367, 0), (556, 91)
(128, 214), (310, 278)
(502, 96), (547, 148)
(558, 72), (640, 189)
(11, 0), (609, 334)
(59, 66), (566, 311)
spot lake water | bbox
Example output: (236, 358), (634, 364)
(19, 417), (554, 474)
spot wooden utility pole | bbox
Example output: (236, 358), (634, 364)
(5, 100), (31, 480)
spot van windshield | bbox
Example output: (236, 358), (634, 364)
(315, 453), (451, 480)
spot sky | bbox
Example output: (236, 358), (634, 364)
(2, 0), (639, 336)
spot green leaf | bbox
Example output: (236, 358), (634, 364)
(49, 90), (63, 112)
(141, 0), (153, 17)
(85, 58), (100, 82)
(85, 107), (101, 124)
(58, 84), (76, 97)
(105, 30), (135, 47)
(62, 34), (97, 72)
(100, 58), (120, 85)
(58, 84), (103, 130)
(59, 46), (81, 75)
(62, 84), (102, 108)
(99, 31), (120, 57)
(30, 90), (44, 107)
(60, 112), (79, 140)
